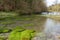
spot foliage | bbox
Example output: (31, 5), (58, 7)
(0, 0), (47, 14)
(48, 4), (60, 12)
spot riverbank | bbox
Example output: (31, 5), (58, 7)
(41, 15), (60, 21)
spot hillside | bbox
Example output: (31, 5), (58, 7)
(48, 4), (60, 12)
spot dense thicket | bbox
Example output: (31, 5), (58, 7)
(0, 0), (47, 14)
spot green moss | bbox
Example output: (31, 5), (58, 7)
(2, 29), (11, 33)
(8, 27), (25, 40)
(22, 23), (34, 27)
(0, 29), (11, 33)
(20, 30), (35, 40)
(13, 26), (25, 31)
(8, 31), (21, 40)
(0, 21), (15, 25)
(0, 27), (11, 33)
(8, 27), (35, 40)
(0, 36), (5, 40)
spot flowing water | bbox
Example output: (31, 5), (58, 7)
(43, 18), (60, 40)
(0, 14), (60, 40)
(32, 16), (60, 40)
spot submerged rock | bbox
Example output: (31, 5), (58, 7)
(8, 27), (35, 40)
(32, 32), (47, 40)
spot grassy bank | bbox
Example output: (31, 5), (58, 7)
(42, 15), (60, 21)
(39, 13), (60, 20)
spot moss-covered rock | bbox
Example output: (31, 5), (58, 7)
(0, 36), (5, 40)
(8, 27), (35, 40)
(20, 30), (35, 40)
(0, 28), (11, 33)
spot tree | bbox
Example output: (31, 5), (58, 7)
(0, 0), (47, 14)
(32, 0), (47, 13)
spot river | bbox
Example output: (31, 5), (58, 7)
(0, 15), (60, 40)
(32, 16), (60, 40)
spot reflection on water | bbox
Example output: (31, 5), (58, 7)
(33, 17), (60, 40)
(44, 18), (60, 34)
(1, 15), (60, 40)
(44, 18), (60, 40)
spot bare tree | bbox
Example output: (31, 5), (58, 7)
(32, 0), (47, 13)
(0, 0), (47, 14)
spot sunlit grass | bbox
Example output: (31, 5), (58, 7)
(43, 15), (60, 21)
(0, 12), (18, 18)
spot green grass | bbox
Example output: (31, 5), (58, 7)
(0, 15), (33, 21)
(0, 13), (41, 25)
(42, 15), (60, 21)
(0, 12), (18, 21)
(0, 12), (42, 21)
